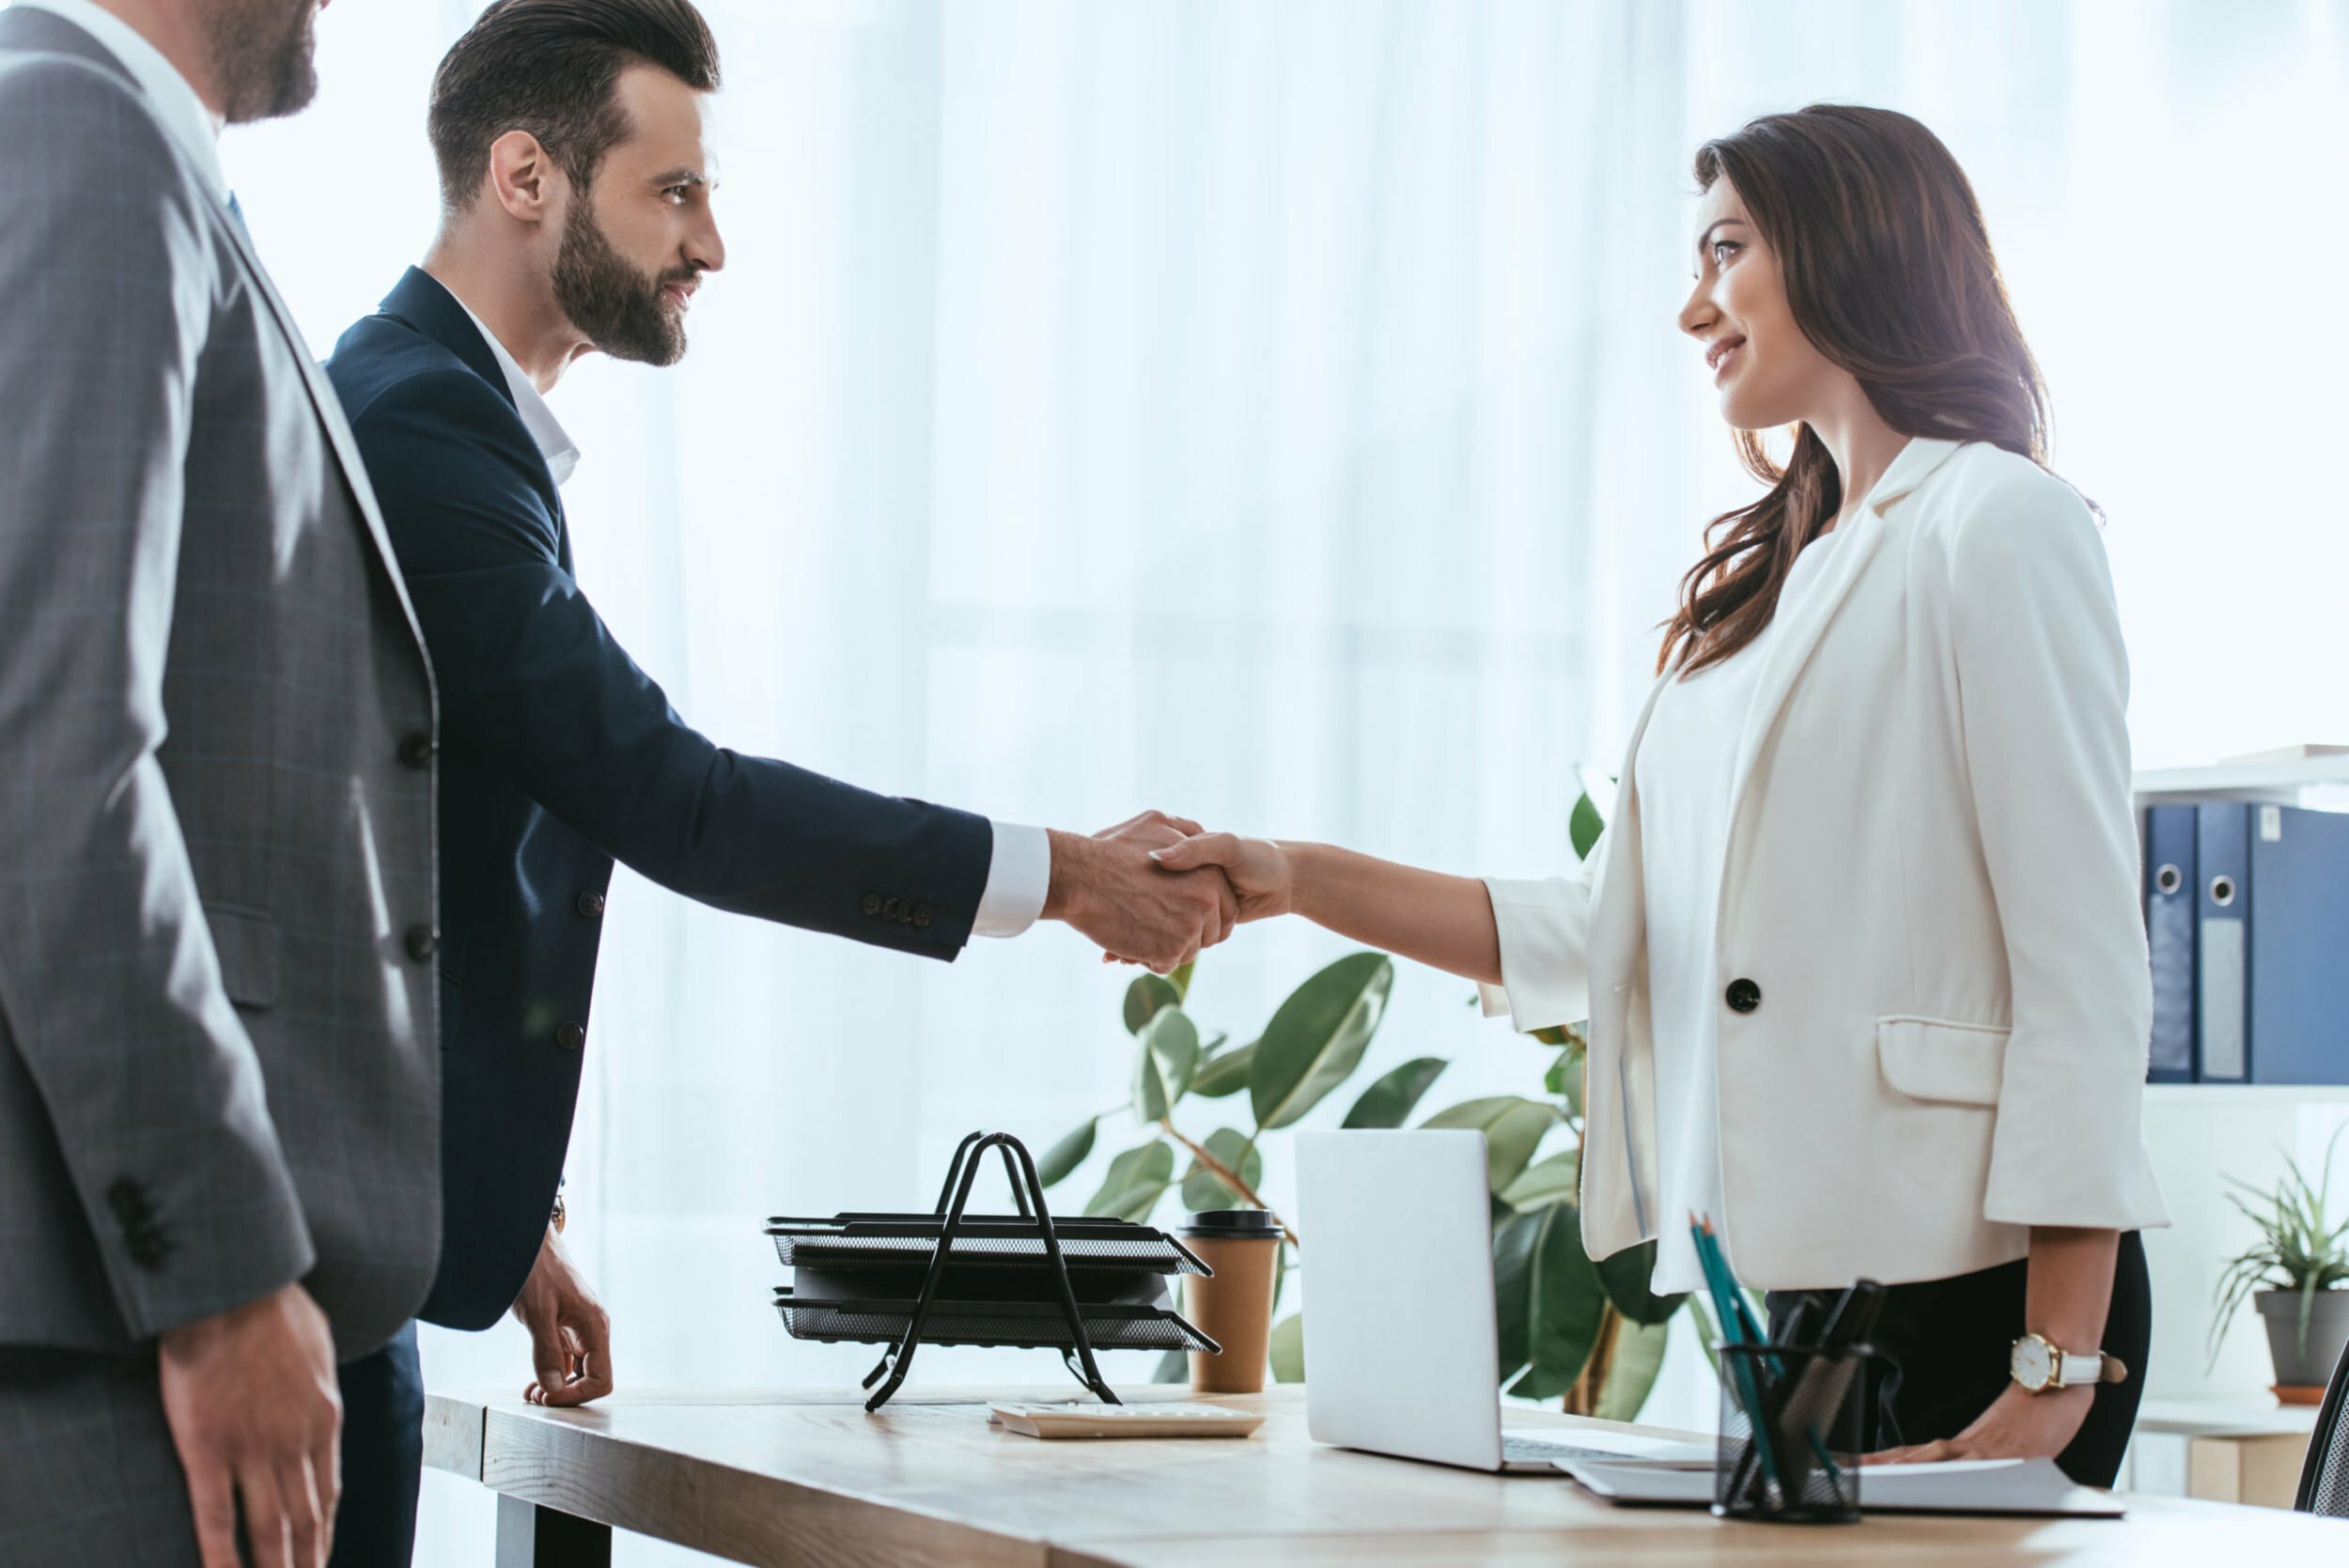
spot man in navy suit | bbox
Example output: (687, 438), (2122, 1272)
(323, 3), (1234, 1555)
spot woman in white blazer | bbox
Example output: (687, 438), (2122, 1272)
(1153, 105), (2165, 1484)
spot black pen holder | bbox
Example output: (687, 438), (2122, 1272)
(1712, 1343), (1873, 1524)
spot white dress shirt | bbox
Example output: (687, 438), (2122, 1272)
(12, 0), (226, 201)
(1632, 527), (1845, 1294)
(442, 286), (1050, 937)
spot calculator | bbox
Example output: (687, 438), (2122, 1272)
(987, 1402), (1267, 1438)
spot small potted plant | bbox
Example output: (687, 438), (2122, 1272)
(2209, 1126), (2349, 1403)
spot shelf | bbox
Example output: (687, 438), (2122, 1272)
(2135, 1397), (2322, 1437)
(2135, 753), (2349, 805)
(2145, 1084), (2349, 1105)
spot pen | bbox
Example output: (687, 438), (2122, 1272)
(1691, 1213), (1782, 1505)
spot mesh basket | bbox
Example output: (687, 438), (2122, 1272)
(1713, 1343), (1870, 1524)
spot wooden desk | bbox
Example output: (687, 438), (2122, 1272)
(423, 1385), (2349, 1566)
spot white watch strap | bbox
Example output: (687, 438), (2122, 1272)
(2057, 1349), (2104, 1387)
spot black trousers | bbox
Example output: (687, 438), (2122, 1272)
(1766, 1230), (2151, 1487)
(327, 1320), (425, 1568)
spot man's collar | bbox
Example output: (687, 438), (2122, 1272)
(449, 295), (582, 489)
(9, 0), (228, 203)
(381, 268), (582, 489)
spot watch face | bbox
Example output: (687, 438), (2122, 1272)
(2012, 1336), (2053, 1390)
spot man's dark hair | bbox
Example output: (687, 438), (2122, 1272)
(428, 0), (722, 212)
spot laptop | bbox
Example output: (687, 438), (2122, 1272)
(1296, 1128), (1715, 1473)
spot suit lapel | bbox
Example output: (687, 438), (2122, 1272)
(1718, 436), (1965, 837)
(215, 216), (435, 666)
(1584, 667), (1674, 990)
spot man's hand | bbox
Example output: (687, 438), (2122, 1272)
(158, 1282), (342, 1568)
(512, 1224), (613, 1407)
(1044, 812), (1237, 973)
(1867, 1382), (2092, 1467)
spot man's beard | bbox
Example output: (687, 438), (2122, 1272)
(202, 0), (320, 125)
(552, 194), (694, 368)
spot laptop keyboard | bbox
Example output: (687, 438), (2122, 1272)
(1502, 1435), (1638, 1464)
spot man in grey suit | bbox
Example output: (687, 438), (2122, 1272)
(0, 3), (440, 1565)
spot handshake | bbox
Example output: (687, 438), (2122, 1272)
(1043, 811), (1284, 972)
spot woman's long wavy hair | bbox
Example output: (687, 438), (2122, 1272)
(1658, 104), (2059, 676)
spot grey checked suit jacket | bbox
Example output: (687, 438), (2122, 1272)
(0, 8), (441, 1361)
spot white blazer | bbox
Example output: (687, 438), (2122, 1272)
(1480, 436), (2170, 1291)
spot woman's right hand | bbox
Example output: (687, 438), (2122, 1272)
(1149, 833), (1298, 924)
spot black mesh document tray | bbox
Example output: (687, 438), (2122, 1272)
(763, 1130), (1217, 1411)
(771, 1289), (1216, 1354)
(764, 1216), (1209, 1277)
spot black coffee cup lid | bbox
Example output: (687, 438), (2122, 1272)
(1180, 1209), (1283, 1238)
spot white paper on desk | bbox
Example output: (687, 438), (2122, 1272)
(1864, 1458), (2024, 1477)
(1517, 1431), (1716, 1465)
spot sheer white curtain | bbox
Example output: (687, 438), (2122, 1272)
(219, 2), (2346, 1560)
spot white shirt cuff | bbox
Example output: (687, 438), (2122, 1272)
(972, 821), (1050, 939)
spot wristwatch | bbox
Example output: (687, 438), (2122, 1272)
(2010, 1332), (2125, 1393)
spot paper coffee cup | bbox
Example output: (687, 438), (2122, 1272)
(1179, 1210), (1283, 1394)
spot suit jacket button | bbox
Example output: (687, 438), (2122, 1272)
(405, 924), (438, 962)
(863, 894), (882, 917)
(882, 897), (901, 920)
(105, 1177), (149, 1224)
(914, 907), (932, 929)
(397, 730), (436, 768)
(1725, 978), (1762, 1015)
(556, 1021), (586, 1051)
(577, 891), (606, 919)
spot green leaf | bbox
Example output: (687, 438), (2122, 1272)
(1134, 1007), (1201, 1122)
(1250, 953), (1395, 1130)
(1168, 961), (1195, 1003)
(1594, 1318), (1672, 1422)
(1569, 791), (1606, 862)
(1190, 1040), (1256, 1098)
(1542, 1047), (1584, 1118)
(1494, 1209), (1539, 1380)
(1499, 1149), (1579, 1212)
(1685, 1295), (1724, 1378)
(1034, 1119), (1097, 1188)
(1269, 1312), (1307, 1384)
(1421, 1095), (1563, 1191)
(1501, 1203), (1609, 1401)
(1083, 1141), (1174, 1221)
(1595, 1239), (1684, 1326)
(1124, 973), (1181, 1035)
(1341, 1057), (1450, 1129)
(1180, 1127), (1265, 1211)
(1151, 1348), (1189, 1384)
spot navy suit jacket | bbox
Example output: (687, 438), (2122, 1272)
(326, 269), (994, 1328)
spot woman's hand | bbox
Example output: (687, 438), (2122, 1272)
(1148, 833), (1297, 923)
(1866, 1383), (2092, 1467)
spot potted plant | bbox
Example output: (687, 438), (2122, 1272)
(2209, 1126), (2349, 1402)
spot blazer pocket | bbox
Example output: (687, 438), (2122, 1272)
(1875, 1015), (2011, 1107)
(203, 903), (281, 1011)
